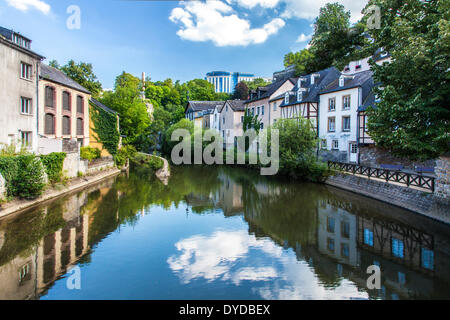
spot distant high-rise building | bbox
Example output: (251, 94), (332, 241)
(205, 71), (257, 94)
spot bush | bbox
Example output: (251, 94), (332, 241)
(80, 146), (101, 161)
(0, 155), (46, 199)
(40, 152), (66, 184)
(132, 153), (164, 171)
(115, 145), (137, 168)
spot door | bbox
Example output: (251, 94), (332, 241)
(349, 142), (358, 163)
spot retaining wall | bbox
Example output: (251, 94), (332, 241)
(326, 172), (449, 224)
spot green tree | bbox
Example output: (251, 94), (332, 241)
(183, 79), (216, 101)
(52, 60), (103, 97)
(162, 118), (194, 155)
(283, 2), (366, 75)
(233, 82), (249, 100)
(364, 0), (450, 160)
(244, 78), (271, 91)
(283, 48), (316, 76)
(100, 72), (150, 146)
(272, 119), (328, 181)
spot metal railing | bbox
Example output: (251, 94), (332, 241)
(328, 161), (435, 192)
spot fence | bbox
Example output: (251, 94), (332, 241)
(328, 161), (435, 192)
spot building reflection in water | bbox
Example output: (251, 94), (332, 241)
(0, 166), (449, 300)
(0, 179), (115, 300)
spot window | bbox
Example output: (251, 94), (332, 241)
(341, 221), (350, 238)
(364, 229), (374, 246)
(351, 143), (358, 154)
(355, 60), (362, 69)
(297, 90), (302, 102)
(339, 76), (345, 87)
(77, 118), (84, 135)
(45, 86), (55, 108)
(284, 92), (289, 104)
(273, 102), (277, 111)
(341, 243), (349, 258)
(45, 114), (55, 134)
(21, 131), (31, 147)
(392, 237), (404, 259)
(327, 238), (335, 252)
(343, 95), (351, 110)
(332, 140), (339, 150)
(342, 116), (351, 131)
(261, 106), (264, 116)
(321, 139), (327, 149)
(241, 116), (244, 123)
(62, 91), (71, 111)
(328, 98), (336, 111)
(327, 217), (335, 233)
(19, 263), (31, 284)
(421, 248), (434, 270)
(364, 115), (369, 132)
(20, 62), (32, 80)
(222, 117), (225, 124)
(260, 123), (264, 129)
(20, 97), (32, 114)
(77, 96), (84, 114)
(328, 117), (336, 132)
(62, 116), (71, 135)
(252, 107), (255, 115)
(257, 107), (260, 115)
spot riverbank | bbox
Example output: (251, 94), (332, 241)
(0, 167), (121, 219)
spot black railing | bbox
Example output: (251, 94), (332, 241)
(328, 161), (435, 192)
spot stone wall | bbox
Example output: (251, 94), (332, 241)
(435, 155), (450, 201)
(319, 149), (348, 163)
(37, 137), (62, 155)
(62, 139), (88, 178)
(359, 145), (436, 170)
(326, 172), (449, 224)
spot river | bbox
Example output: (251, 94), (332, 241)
(0, 165), (449, 300)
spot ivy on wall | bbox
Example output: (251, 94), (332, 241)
(90, 103), (120, 157)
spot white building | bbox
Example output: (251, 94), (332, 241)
(318, 70), (374, 163)
(220, 100), (246, 149)
(205, 71), (257, 94)
(0, 26), (44, 152)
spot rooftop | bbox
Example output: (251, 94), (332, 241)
(40, 64), (91, 94)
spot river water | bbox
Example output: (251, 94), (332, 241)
(0, 165), (449, 300)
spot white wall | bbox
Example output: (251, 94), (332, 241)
(319, 87), (360, 154)
(0, 42), (40, 151)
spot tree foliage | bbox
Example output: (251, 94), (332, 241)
(364, 0), (450, 160)
(49, 59), (103, 97)
(283, 2), (366, 75)
(233, 82), (249, 100)
(244, 78), (271, 91)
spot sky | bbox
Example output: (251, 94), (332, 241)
(0, 0), (369, 89)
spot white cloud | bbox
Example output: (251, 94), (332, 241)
(227, 0), (281, 9)
(281, 0), (366, 23)
(169, 1), (285, 47)
(295, 33), (312, 43)
(167, 229), (369, 300)
(6, 0), (50, 15)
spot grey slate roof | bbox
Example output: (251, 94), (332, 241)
(320, 70), (373, 95)
(90, 98), (118, 115)
(0, 26), (44, 59)
(246, 77), (297, 103)
(40, 64), (91, 94)
(278, 67), (341, 107)
(226, 99), (246, 112)
(186, 101), (225, 113)
(0, 26), (13, 40)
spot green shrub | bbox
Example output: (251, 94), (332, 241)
(40, 152), (66, 184)
(115, 145), (137, 168)
(80, 146), (101, 161)
(0, 155), (46, 199)
(132, 153), (164, 171)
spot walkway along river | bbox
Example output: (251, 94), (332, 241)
(0, 165), (449, 299)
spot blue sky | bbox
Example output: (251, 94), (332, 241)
(0, 0), (368, 89)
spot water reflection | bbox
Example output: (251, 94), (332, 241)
(0, 165), (449, 300)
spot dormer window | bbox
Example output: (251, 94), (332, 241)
(284, 92), (289, 105)
(344, 66), (350, 72)
(297, 90), (303, 102)
(339, 76), (345, 87)
(355, 60), (362, 70)
(297, 77), (307, 88)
